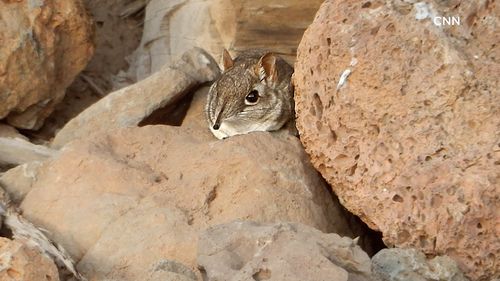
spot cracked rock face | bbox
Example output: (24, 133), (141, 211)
(20, 125), (355, 280)
(0, 0), (94, 129)
(293, 1), (499, 280)
(197, 221), (374, 281)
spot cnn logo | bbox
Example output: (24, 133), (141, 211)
(433, 16), (461, 26)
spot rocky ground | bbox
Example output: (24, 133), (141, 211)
(0, 0), (498, 281)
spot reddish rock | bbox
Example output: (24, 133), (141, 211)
(0, 237), (60, 281)
(0, 0), (94, 129)
(293, 1), (499, 280)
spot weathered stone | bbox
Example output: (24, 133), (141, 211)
(21, 124), (355, 280)
(34, 0), (146, 139)
(182, 86), (216, 140)
(121, 0), (324, 83)
(372, 248), (468, 281)
(146, 260), (198, 281)
(198, 221), (374, 281)
(51, 48), (220, 148)
(0, 0), (94, 129)
(0, 161), (43, 204)
(293, 1), (499, 280)
(0, 237), (60, 281)
(0, 138), (55, 166)
(0, 124), (27, 140)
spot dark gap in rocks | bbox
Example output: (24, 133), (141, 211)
(252, 268), (272, 280)
(0, 221), (13, 239)
(0, 164), (16, 174)
(138, 86), (202, 127)
(198, 266), (209, 281)
(322, 177), (386, 257)
(138, 92), (195, 126)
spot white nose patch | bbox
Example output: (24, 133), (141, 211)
(209, 124), (229, 139)
(209, 119), (280, 140)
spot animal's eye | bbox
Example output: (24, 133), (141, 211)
(245, 90), (259, 105)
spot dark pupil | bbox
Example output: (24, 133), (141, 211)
(246, 90), (259, 103)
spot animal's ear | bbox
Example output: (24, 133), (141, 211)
(256, 53), (278, 83)
(221, 49), (234, 72)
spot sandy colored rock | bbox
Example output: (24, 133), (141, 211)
(122, 0), (323, 83)
(0, 162), (43, 204)
(51, 48), (220, 148)
(0, 138), (56, 166)
(0, 0), (94, 129)
(372, 248), (468, 281)
(145, 260), (197, 281)
(21, 124), (355, 280)
(293, 1), (499, 280)
(198, 221), (374, 281)
(0, 237), (60, 281)
(0, 124), (26, 140)
(182, 86), (217, 140)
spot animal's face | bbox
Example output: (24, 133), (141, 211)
(206, 51), (293, 139)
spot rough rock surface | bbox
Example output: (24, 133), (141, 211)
(0, 0), (94, 129)
(121, 0), (324, 83)
(198, 221), (374, 281)
(51, 48), (220, 148)
(293, 1), (499, 280)
(21, 125), (355, 280)
(0, 237), (60, 281)
(372, 248), (468, 281)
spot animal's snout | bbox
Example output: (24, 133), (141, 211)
(212, 123), (220, 130)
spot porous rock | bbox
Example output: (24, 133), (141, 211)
(21, 125), (355, 280)
(293, 1), (499, 280)
(197, 221), (374, 281)
(0, 237), (60, 281)
(0, 0), (94, 129)
(372, 248), (468, 281)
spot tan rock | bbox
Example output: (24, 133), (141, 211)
(51, 48), (220, 148)
(0, 161), (43, 204)
(0, 124), (26, 140)
(21, 124), (355, 280)
(0, 0), (94, 129)
(0, 138), (56, 167)
(0, 237), (60, 281)
(146, 260), (197, 281)
(293, 1), (499, 280)
(122, 0), (323, 82)
(198, 221), (374, 281)
(182, 86), (216, 140)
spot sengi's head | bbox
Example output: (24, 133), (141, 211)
(206, 50), (293, 139)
